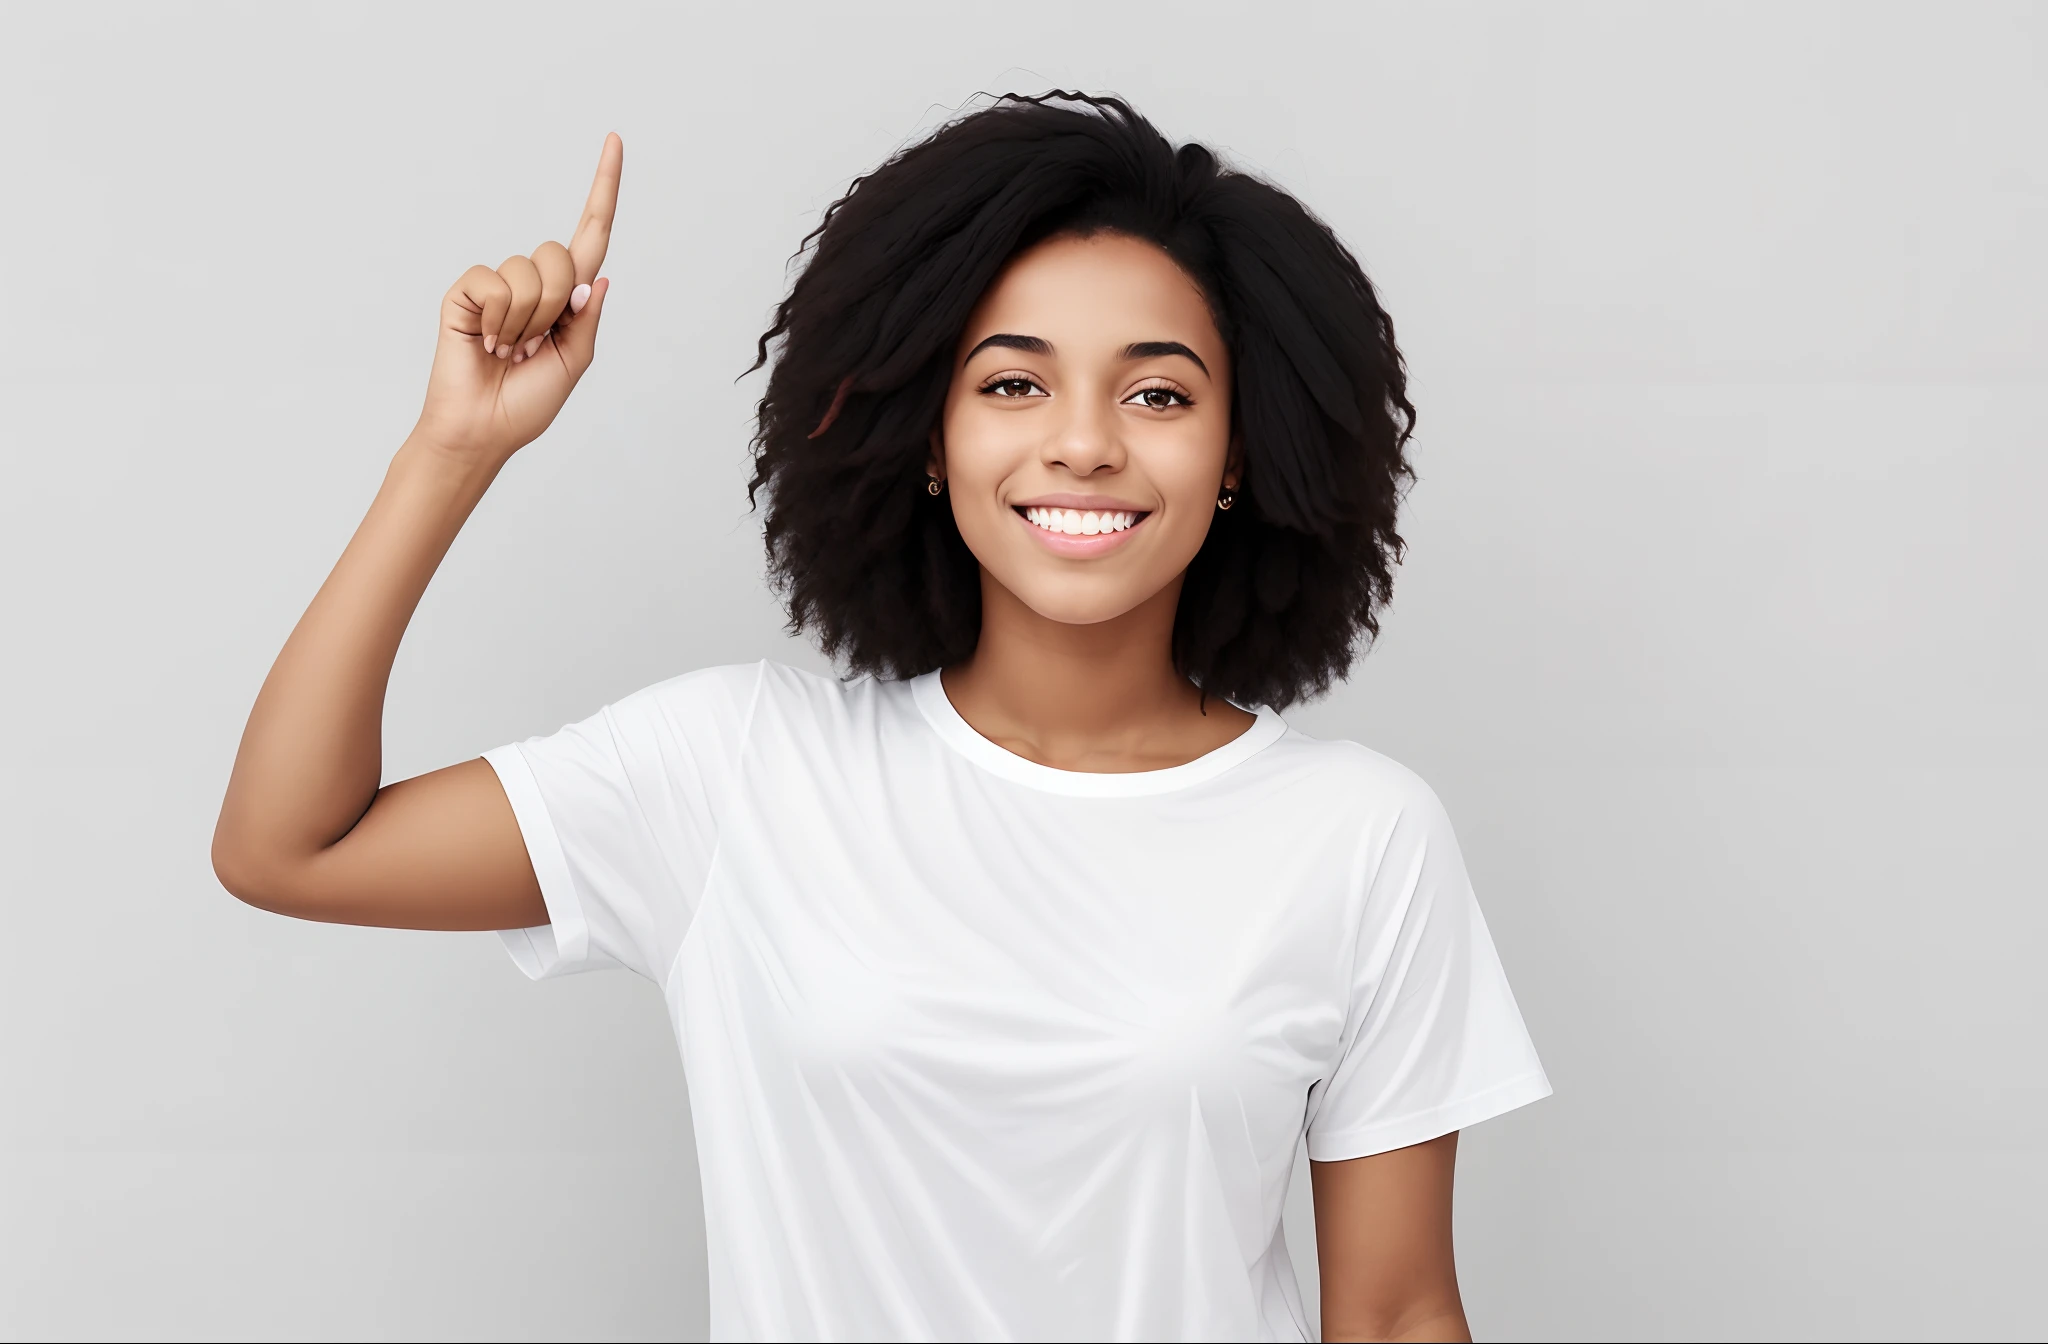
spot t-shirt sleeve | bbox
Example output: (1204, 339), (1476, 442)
(482, 660), (767, 984)
(1303, 770), (1553, 1162)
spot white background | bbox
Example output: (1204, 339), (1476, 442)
(3, 2), (2042, 1339)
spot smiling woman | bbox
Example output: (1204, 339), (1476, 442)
(749, 93), (1416, 715)
(212, 92), (1550, 1344)
(942, 233), (1235, 623)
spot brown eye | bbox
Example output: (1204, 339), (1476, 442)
(1127, 386), (1192, 411)
(981, 376), (1047, 398)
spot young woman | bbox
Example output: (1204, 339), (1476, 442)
(213, 93), (1550, 1343)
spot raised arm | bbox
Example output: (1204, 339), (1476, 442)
(210, 133), (623, 931)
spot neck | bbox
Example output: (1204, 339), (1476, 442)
(940, 569), (1251, 771)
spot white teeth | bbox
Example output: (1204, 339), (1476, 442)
(1024, 507), (1139, 535)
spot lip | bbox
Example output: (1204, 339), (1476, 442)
(1013, 504), (1149, 557)
(1012, 492), (1151, 511)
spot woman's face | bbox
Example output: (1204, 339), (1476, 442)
(935, 231), (1237, 627)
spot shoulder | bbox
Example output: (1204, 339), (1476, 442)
(1254, 729), (1482, 924)
(1255, 722), (1456, 832)
(613, 660), (772, 725)
(617, 659), (903, 738)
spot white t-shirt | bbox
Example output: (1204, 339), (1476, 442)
(485, 660), (1550, 1342)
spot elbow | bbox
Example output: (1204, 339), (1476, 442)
(209, 828), (264, 906)
(211, 808), (357, 922)
(210, 824), (295, 914)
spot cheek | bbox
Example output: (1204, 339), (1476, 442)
(1133, 429), (1232, 559)
(1151, 444), (1223, 501)
(939, 398), (1020, 485)
(938, 403), (1026, 556)
(1136, 421), (1230, 504)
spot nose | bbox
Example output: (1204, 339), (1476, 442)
(1041, 390), (1125, 478)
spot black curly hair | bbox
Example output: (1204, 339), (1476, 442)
(746, 91), (1415, 711)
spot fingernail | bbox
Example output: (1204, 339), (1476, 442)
(483, 334), (496, 354)
(512, 349), (524, 364)
(569, 283), (591, 314)
(498, 343), (512, 359)
(524, 336), (543, 357)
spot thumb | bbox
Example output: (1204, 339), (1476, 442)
(555, 276), (610, 373)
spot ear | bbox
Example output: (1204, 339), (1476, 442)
(1222, 429), (1243, 492)
(927, 426), (946, 482)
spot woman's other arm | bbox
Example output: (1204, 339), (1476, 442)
(1311, 1132), (1471, 1343)
(210, 134), (621, 931)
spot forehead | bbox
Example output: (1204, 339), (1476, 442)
(958, 232), (1224, 359)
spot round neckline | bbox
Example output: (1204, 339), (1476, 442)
(909, 669), (1288, 797)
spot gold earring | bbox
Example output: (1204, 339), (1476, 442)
(1217, 487), (1236, 511)
(927, 476), (944, 495)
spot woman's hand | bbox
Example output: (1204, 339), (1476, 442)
(411, 132), (621, 464)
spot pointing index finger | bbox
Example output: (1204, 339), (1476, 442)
(568, 132), (622, 284)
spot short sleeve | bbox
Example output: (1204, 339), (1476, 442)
(1304, 773), (1552, 1162)
(484, 660), (766, 984)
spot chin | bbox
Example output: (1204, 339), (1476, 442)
(1002, 575), (1159, 627)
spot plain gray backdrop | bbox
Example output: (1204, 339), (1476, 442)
(3, 2), (2042, 1340)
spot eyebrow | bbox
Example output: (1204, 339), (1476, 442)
(1120, 340), (1209, 378)
(961, 333), (1211, 378)
(962, 333), (1053, 363)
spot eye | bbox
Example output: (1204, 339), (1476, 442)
(1125, 382), (1194, 411)
(979, 375), (1048, 398)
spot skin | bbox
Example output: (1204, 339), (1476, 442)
(210, 134), (1473, 1342)
(930, 231), (1255, 770)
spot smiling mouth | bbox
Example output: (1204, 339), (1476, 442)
(1013, 505), (1151, 536)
